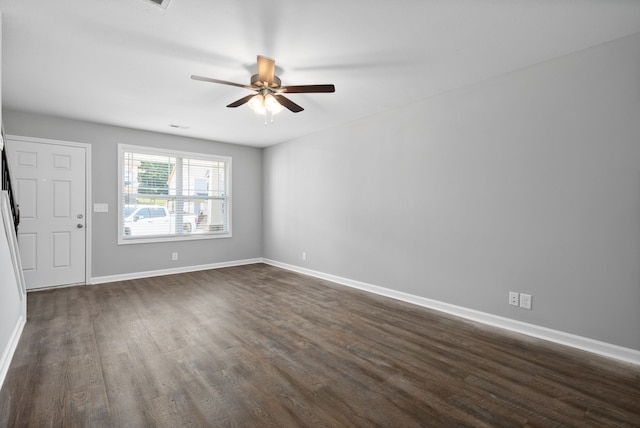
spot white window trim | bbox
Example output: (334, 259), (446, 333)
(117, 144), (232, 245)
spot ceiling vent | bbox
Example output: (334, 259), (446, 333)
(141, 0), (171, 10)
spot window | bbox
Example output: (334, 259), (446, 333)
(118, 144), (231, 244)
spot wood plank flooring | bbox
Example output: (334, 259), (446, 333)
(1, 263), (639, 427)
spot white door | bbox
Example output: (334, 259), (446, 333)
(6, 139), (87, 289)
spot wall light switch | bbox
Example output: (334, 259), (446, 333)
(93, 203), (109, 213)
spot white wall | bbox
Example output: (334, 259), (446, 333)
(2, 112), (263, 278)
(264, 33), (640, 351)
(0, 194), (26, 389)
(0, 10), (27, 390)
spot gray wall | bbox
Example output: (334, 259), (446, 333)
(263, 33), (640, 351)
(3, 111), (263, 278)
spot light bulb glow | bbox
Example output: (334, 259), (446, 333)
(248, 92), (283, 117)
(264, 94), (283, 114)
(248, 94), (266, 115)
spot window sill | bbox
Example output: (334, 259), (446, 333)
(117, 231), (232, 245)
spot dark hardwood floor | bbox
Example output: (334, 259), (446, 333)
(1, 263), (639, 427)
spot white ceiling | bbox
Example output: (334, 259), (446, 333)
(2, 0), (640, 148)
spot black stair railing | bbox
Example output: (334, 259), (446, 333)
(1, 146), (20, 234)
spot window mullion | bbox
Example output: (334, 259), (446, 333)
(175, 157), (184, 234)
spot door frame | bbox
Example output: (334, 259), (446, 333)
(7, 134), (92, 288)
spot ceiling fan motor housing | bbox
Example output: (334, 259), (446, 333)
(251, 74), (281, 89)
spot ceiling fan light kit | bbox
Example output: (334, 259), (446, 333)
(247, 90), (283, 115)
(248, 91), (285, 125)
(192, 55), (335, 124)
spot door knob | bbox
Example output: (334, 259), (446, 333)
(77, 224), (84, 229)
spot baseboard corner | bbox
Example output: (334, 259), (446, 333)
(262, 259), (640, 366)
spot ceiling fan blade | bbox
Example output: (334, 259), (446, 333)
(227, 94), (256, 108)
(277, 84), (336, 93)
(275, 95), (304, 113)
(257, 55), (276, 86)
(191, 75), (254, 90)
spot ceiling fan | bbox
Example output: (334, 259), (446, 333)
(191, 55), (335, 115)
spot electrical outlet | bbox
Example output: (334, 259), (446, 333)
(520, 293), (532, 310)
(302, 251), (307, 261)
(509, 292), (519, 306)
(172, 252), (178, 261)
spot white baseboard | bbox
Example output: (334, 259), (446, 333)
(90, 258), (263, 285)
(262, 259), (640, 366)
(0, 313), (26, 391)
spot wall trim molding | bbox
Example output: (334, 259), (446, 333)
(262, 259), (640, 366)
(63, 257), (640, 365)
(0, 313), (26, 391)
(90, 258), (263, 285)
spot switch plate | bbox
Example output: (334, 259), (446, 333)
(93, 203), (109, 213)
(172, 252), (178, 261)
